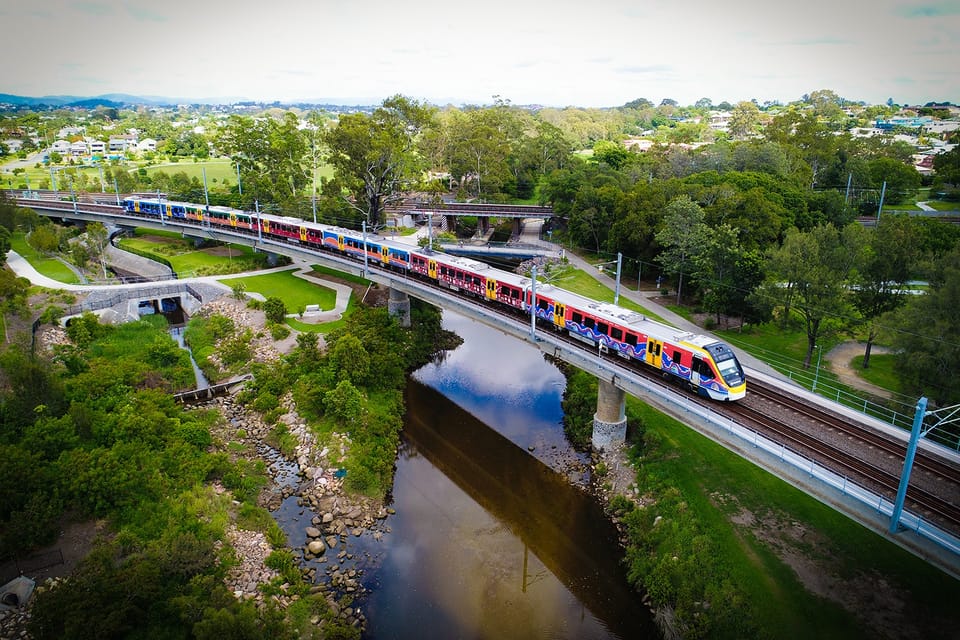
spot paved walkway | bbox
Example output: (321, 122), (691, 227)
(5, 250), (352, 321)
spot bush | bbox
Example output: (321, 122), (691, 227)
(268, 322), (290, 340)
(263, 297), (286, 324)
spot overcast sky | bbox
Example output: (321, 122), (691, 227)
(2, 0), (958, 107)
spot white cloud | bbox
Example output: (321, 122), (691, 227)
(2, 0), (957, 105)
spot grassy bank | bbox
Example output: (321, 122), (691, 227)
(9, 232), (81, 284)
(622, 398), (959, 638)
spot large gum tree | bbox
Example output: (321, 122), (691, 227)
(323, 95), (435, 228)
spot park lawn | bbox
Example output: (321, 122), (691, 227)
(141, 159), (239, 185)
(119, 230), (263, 275)
(851, 353), (904, 393)
(220, 269), (337, 314)
(632, 399), (960, 638)
(286, 296), (356, 334)
(2, 163), (109, 192)
(141, 158), (334, 187)
(9, 232), (81, 284)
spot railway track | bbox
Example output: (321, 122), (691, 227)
(724, 381), (960, 533)
(18, 194), (960, 538)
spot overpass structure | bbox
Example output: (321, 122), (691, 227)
(12, 196), (960, 574)
(408, 201), (554, 238)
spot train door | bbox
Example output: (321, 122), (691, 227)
(553, 302), (566, 330)
(485, 278), (497, 301)
(299, 226), (307, 242)
(229, 213), (237, 227)
(262, 219), (271, 234)
(646, 339), (663, 369)
(381, 246), (389, 264)
(337, 235), (345, 251)
(691, 356), (707, 388)
(428, 259), (437, 279)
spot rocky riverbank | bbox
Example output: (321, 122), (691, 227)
(202, 392), (393, 632)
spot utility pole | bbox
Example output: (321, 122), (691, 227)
(614, 252), (622, 305)
(530, 265), (537, 339)
(362, 220), (369, 276)
(877, 181), (887, 221)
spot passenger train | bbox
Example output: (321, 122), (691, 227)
(122, 195), (746, 401)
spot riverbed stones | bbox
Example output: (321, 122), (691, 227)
(307, 540), (326, 555)
(305, 526), (321, 538)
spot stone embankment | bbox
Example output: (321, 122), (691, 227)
(204, 393), (390, 632)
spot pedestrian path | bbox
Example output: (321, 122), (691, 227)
(5, 250), (351, 322)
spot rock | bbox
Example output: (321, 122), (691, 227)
(322, 512), (334, 524)
(308, 540), (326, 555)
(326, 535), (339, 548)
(305, 526), (321, 538)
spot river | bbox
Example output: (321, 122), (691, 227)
(355, 311), (657, 639)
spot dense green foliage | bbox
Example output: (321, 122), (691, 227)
(234, 300), (450, 498)
(0, 314), (321, 638)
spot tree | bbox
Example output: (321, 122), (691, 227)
(592, 140), (630, 170)
(691, 224), (760, 324)
(728, 101), (761, 140)
(757, 225), (863, 367)
(217, 111), (309, 209)
(932, 145), (960, 186)
(82, 222), (110, 278)
(656, 195), (708, 304)
(0, 226), (9, 266)
(889, 246), (960, 405)
(27, 223), (60, 254)
(324, 95), (434, 227)
(851, 216), (921, 368)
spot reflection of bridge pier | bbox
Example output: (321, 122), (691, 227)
(403, 378), (655, 638)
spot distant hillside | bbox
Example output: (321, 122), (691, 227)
(0, 92), (383, 109)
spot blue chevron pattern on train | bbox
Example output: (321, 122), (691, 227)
(122, 195), (746, 401)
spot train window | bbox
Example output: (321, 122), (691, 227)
(625, 333), (637, 346)
(597, 322), (609, 335)
(571, 311), (583, 324)
(537, 299), (550, 311)
(673, 350), (682, 365)
(510, 288), (519, 299)
(610, 327), (623, 341)
(583, 317), (595, 329)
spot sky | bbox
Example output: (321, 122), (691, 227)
(2, 0), (959, 107)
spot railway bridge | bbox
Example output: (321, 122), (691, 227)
(11, 196), (629, 450)
(10, 195), (960, 573)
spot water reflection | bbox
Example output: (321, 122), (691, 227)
(359, 312), (656, 639)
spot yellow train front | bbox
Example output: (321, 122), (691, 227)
(530, 285), (747, 401)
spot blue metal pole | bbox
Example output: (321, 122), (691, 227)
(530, 265), (537, 339)
(889, 397), (928, 533)
(614, 252), (622, 305)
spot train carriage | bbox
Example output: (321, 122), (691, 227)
(116, 194), (745, 401)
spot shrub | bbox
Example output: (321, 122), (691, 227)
(263, 297), (286, 324)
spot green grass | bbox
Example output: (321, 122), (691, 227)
(851, 353), (904, 393)
(9, 232), (81, 284)
(539, 261), (669, 323)
(630, 399), (960, 638)
(220, 270), (338, 313)
(118, 229), (264, 276)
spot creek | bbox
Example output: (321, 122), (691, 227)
(269, 310), (656, 638)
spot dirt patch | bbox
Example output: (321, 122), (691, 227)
(6, 520), (110, 583)
(201, 246), (245, 258)
(825, 341), (894, 399)
(723, 497), (927, 639)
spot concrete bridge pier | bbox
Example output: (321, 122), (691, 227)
(593, 378), (627, 451)
(388, 287), (411, 327)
